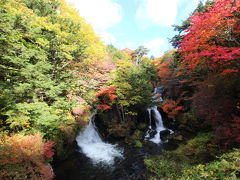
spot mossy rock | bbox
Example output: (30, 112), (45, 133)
(125, 129), (144, 145)
(174, 135), (184, 141)
(135, 140), (143, 148)
(137, 123), (147, 130)
(109, 127), (130, 138)
(132, 130), (143, 140)
(167, 134), (184, 141)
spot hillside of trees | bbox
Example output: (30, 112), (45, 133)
(146, 0), (240, 179)
(0, 0), (239, 179)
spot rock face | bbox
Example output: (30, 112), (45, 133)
(158, 107), (175, 129)
(94, 102), (176, 146)
(94, 105), (150, 143)
(94, 107), (122, 142)
(160, 129), (171, 138)
(149, 130), (157, 139)
(159, 129), (171, 142)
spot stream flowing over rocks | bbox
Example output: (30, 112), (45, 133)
(53, 112), (163, 180)
(53, 87), (176, 180)
(145, 87), (174, 144)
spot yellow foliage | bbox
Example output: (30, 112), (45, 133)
(4, 0), (107, 63)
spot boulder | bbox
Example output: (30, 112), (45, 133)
(160, 129), (171, 137)
(149, 130), (157, 139)
(159, 130), (170, 141)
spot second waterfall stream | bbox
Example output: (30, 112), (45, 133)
(145, 86), (173, 144)
(76, 86), (171, 166)
(145, 106), (166, 144)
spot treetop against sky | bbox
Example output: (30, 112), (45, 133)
(66, 0), (208, 57)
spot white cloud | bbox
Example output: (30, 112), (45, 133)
(99, 32), (127, 49)
(66, 0), (122, 31)
(98, 31), (136, 49)
(124, 42), (135, 48)
(100, 34), (167, 57)
(99, 32), (117, 45)
(144, 38), (166, 57)
(202, 0), (209, 4)
(136, 0), (181, 27)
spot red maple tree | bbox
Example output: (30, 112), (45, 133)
(96, 86), (118, 110)
(180, 0), (240, 74)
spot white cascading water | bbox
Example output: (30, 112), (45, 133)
(76, 113), (123, 165)
(146, 106), (165, 144)
(150, 106), (165, 144)
(145, 86), (173, 144)
(145, 108), (152, 139)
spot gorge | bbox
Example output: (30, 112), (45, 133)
(0, 0), (239, 179)
(53, 86), (177, 179)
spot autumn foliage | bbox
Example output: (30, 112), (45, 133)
(162, 100), (184, 119)
(0, 133), (55, 180)
(154, 50), (175, 85)
(157, 63), (173, 86)
(180, 0), (240, 73)
(177, 0), (240, 147)
(43, 141), (56, 159)
(156, 0), (240, 147)
(191, 75), (240, 146)
(96, 86), (118, 110)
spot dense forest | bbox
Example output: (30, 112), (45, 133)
(0, 0), (239, 179)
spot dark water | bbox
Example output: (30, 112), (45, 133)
(53, 141), (169, 180)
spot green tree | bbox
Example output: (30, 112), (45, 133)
(132, 46), (149, 64)
(106, 44), (128, 61)
(0, 0), (106, 153)
(111, 58), (157, 116)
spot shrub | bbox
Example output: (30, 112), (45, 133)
(177, 111), (205, 133)
(174, 133), (219, 159)
(144, 154), (189, 179)
(0, 133), (55, 180)
(145, 133), (221, 179)
(182, 149), (240, 179)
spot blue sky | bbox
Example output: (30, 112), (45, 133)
(66, 0), (207, 57)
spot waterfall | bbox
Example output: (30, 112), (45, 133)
(145, 106), (165, 144)
(76, 113), (123, 165)
(145, 86), (173, 144)
(149, 106), (165, 144)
